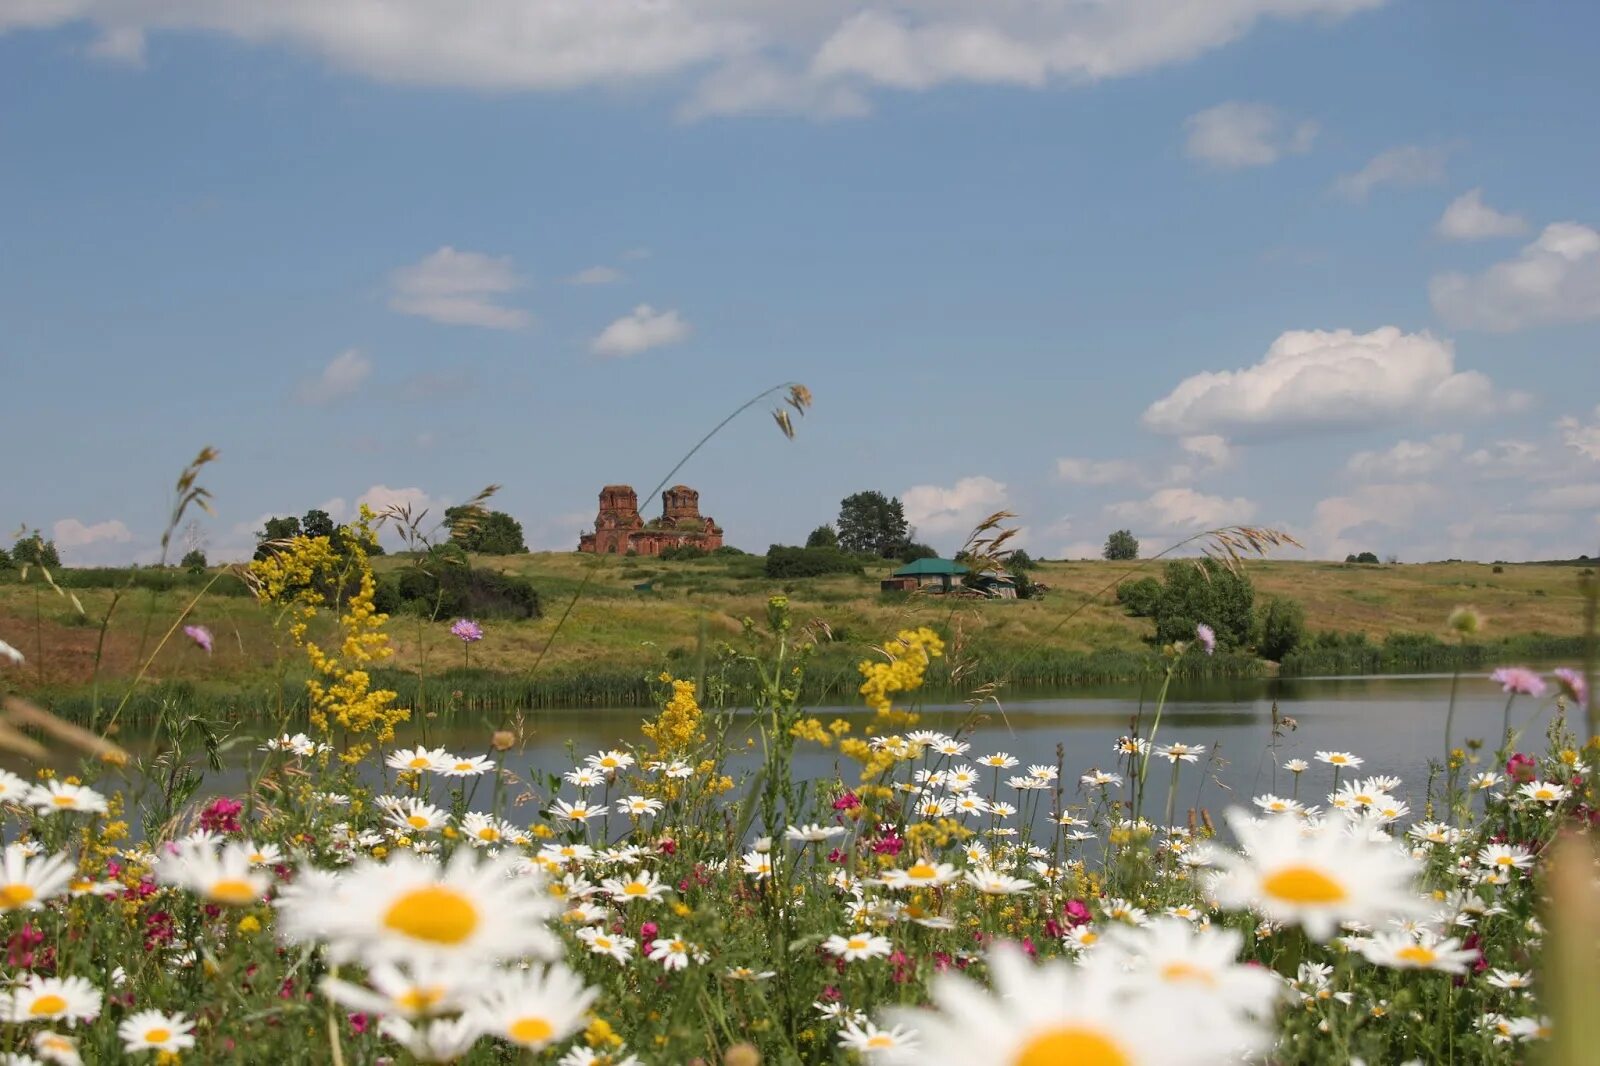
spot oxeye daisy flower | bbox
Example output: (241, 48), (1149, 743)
(4, 976), (102, 1026)
(1156, 742), (1205, 764)
(538, 843), (596, 866)
(602, 870), (669, 903)
(275, 849), (559, 965)
(383, 798), (449, 835)
(619, 795), (663, 818)
(741, 850), (774, 879)
(1207, 808), (1423, 941)
(1490, 667), (1546, 698)
(839, 1020), (920, 1056)
(952, 793), (990, 816)
(785, 823), (846, 844)
(32, 1030), (81, 1066)
(549, 799), (607, 824)
(1518, 780), (1569, 804)
(877, 861), (958, 890)
(1253, 794), (1303, 816)
(0, 844), (74, 913)
(1081, 770), (1122, 787)
(884, 944), (1259, 1065)
(963, 868), (1035, 895)
(1282, 759), (1309, 774)
(575, 927), (635, 963)
(977, 753), (1018, 769)
(1360, 931), (1479, 973)
(242, 841), (284, 867)
(1470, 771), (1504, 791)
(157, 839), (273, 906)
(466, 963), (596, 1052)
(1487, 969), (1533, 990)
(0, 639), (24, 666)
(321, 957), (488, 1019)
(944, 765), (980, 790)
(441, 755), (495, 778)
(1315, 751), (1363, 769)
(584, 749), (634, 774)
(563, 767), (604, 789)
(647, 933), (704, 971)
(0, 768), (31, 802)
(1478, 843), (1535, 871)
(378, 1017), (484, 1063)
(27, 782), (108, 816)
(387, 746), (451, 774)
(823, 932), (894, 961)
(117, 1010), (196, 1054)
(1086, 918), (1282, 1023)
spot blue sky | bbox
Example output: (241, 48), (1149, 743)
(2, 1), (1597, 565)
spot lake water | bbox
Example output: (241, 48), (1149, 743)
(106, 669), (1579, 824)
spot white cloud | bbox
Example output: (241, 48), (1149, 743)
(1334, 144), (1450, 201)
(569, 266), (623, 285)
(590, 305), (691, 358)
(1179, 434), (1233, 468)
(389, 247), (529, 329)
(1310, 483), (1443, 558)
(1430, 222), (1600, 332)
(295, 349), (372, 406)
(1561, 406), (1600, 461)
(1183, 102), (1316, 169)
(1105, 488), (1257, 534)
(52, 518), (132, 549)
(1464, 439), (1544, 478)
(3, 1), (1387, 118)
(901, 475), (1008, 536)
(86, 25), (144, 65)
(1344, 434), (1463, 480)
(1054, 457), (1141, 486)
(1142, 326), (1509, 438)
(1435, 188), (1527, 240)
(1526, 482), (1600, 512)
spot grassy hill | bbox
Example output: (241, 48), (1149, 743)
(0, 551), (1591, 724)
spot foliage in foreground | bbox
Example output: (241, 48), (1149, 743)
(0, 521), (1595, 1064)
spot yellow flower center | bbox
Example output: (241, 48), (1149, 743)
(624, 882), (648, 895)
(1495, 855), (1515, 866)
(52, 795), (77, 807)
(478, 828), (500, 841)
(1261, 865), (1346, 904)
(397, 987), (444, 1012)
(867, 1034), (894, 1048)
(408, 756), (431, 769)
(144, 1028), (171, 1044)
(509, 1016), (554, 1044)
(454, 762), (474, 772)
(670, 940), (686, 952)
(383, 886), (479, 945)
(1159, 961), (1217, 987)
(1534, 789), (1555, 801)
(1396, 945), (1437, 966)
(0, 883), (36, 908)
(1015, 1026), (1129, 1066)
(208, 879), (258, 905)
(907, 863), (938, 880)
(847, 937), (868, 951)
(29, 995), (68, 1016)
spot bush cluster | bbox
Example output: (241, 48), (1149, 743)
(763, 545), (865, 578)
(375, 566), (541, 620)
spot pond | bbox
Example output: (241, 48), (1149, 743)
(99, 669), (1582, 828)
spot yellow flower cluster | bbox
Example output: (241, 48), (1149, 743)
(858, 626), (944, 727)
(248, 508), (409, 762)
(641, 674), (703, 756)
(789, 717), (832, 746)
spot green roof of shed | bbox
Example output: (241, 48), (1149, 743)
(891, 558), (969, 577)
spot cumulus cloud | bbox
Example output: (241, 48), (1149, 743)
(52, 518), (132, 549)
(1435, 188), (1527, 240)
(569, 266), (623, 285)
(1344, 434), (1463, 480)
(86, 25), (144, 65)
(1054, 458), (1141, 486)
(1526, 482), (1600, 512)
(901, 476), (1008, 536)
(1429, 222), (1600, 331)
(591, 305), (691, 358)
(1142, 326), (1509, 439)
(1183, 102), (1316, 169)
(1334, 144), (1450, 201)
(1561, 406), (1600, 461)
(389, 247), (529, 329)
(1310, 483), (1444, 558)
(1179, 434), (1233, 468)
(2, 1), (1387, 119)
(1105, 488), (1257, 534)
(295, 349), (372, 406)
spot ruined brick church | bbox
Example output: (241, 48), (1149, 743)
(577, 484), (725, 555)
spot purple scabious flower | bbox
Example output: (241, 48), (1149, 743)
(1195, 623), (1216, 656)
(1553, 667), (1588, 705)
(450, 618), (484, 643)
(183, 625), (213, 654)
(1489, 666), (1546, 698)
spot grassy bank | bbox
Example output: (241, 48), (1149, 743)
(2, 551), (1591, 722)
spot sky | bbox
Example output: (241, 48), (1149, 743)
(2, 1), (1598, 566)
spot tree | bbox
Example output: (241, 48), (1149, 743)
(898, 542), (938, 563)
(1345, 551), (1380, 565)
(805, 524), (839, 549)
(12, 531), (60, 569)
(1152, 559), (1254, 650)
(1103, 529), (1139, 561)
(836, 491), (909, 558)
(1257, 597), (1306, 661)
(1006, 549), (1035, 571)
(1115, 576), (1163, 618)
(445, 507), (528, 555)
(180, 549), (208, 574)
(300, 509), (337, 541)
(0, 545), (11, 571)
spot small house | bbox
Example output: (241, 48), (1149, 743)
(881, 557), (969, 593)
(970, 569), (1019, 599)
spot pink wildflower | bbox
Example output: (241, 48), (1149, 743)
(449, 618), (484, 643)
(183, 624), (213, 653)
(1490, 667), (1547, 698)
(832, 791), (861, 811)
(1553, 668), (1589, 705)
(1195, 623), (1216, 656)
(199, 796), (243, 834)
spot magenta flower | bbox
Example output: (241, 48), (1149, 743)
(1489, 666), (1546, 698)
(1553, 667), (1589, 705)
(1195, 623), (1216, 656)
(449, 618), (484, 643)
(183, 625), (214, 654)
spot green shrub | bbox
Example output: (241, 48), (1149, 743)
(1116, 577), (1163, 618)
(764, 546), (864, 579)
(377, 567), (541, 620)
(1152, 559), (1253, 650)
(659, 544), (709, 562)
(1256, 597), (1306, 661)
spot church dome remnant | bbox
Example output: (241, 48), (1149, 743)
(578, 484), (724, 555)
